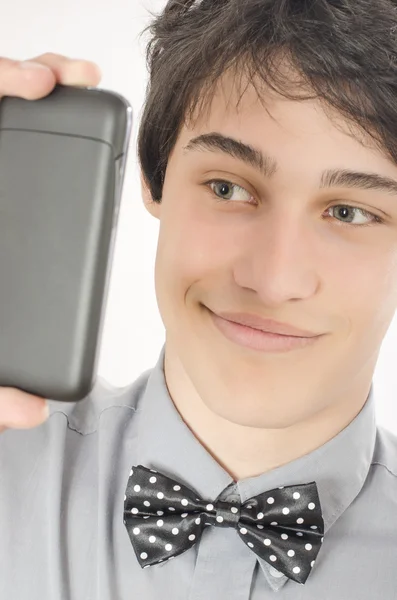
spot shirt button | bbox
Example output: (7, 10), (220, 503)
(269, 566), (284, 578)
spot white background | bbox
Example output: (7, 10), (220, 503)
(1, 0), (396, 433)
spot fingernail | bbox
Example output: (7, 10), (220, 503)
(19, 61), (49, 70)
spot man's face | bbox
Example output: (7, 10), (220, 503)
(143, 72), (397, 429)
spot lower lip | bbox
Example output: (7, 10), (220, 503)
(209, 311), (321, 353)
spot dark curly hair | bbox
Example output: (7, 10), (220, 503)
(137, 0), (397, 203)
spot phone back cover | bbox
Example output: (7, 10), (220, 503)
(0, 85), (132, 401)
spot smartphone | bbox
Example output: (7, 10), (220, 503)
(0, 83), (133, 402)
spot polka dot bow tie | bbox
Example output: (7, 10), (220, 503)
(123, 465), (325, 585)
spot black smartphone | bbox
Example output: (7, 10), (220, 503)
(0, 83), (133, 402)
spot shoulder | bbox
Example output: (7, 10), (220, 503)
(45, 366), (153, 435)
(372, 424), (397, 479)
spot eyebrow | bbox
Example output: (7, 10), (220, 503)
(182, 133), (397, 197)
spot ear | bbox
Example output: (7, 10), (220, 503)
(141, 171), (161, 219)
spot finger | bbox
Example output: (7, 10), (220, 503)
(28, 53), (102, 86)
(0, 388), (49, 430)
(0, 56), (56, 100)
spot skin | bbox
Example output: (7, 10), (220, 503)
(142, 69), (397, 481)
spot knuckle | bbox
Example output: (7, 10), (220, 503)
(35, 52), (67, 61)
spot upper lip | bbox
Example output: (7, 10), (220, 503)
(211, 310), (321, 338)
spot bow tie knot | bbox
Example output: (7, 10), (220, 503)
(211, 499), (241, 528)
(124, 465), (325, 585)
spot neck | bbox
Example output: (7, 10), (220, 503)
(163, 344), (371, 481)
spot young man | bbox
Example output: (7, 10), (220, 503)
(1, 0), (397, 598)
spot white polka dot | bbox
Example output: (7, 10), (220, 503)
(140, 552), (148, 559)
(305, 543), (313, 551)
(270, 555), (277, 562)
(321, 537), (324, 543)
(165, 544), (173, 551)
(287, 549), (295, 557)
(247, 542), (254, 548)
(124, 494), (126, 501)
(231, 507), (238, 514)
(149, 476), (157, 484)
(269, 566), (284, 578)
(150, 469), (157, 473)
(264, 539), (271, 546)
(181, 499), (188, 506)
(195, 518), (201, 525)
(257, 512), (264, 520)
(311, 560), (315, 567)
(168, 507), (175, 511)
(278, 486), (284, 489)
(293, 492), (300, 499)
(293, 566), (301, 574)
(173, 485), (181, 491)
(157, 520), (164, 527)
(143, 516), (150, 519)
(257, 524), (264, 529)
(297, 532), (303, 536)
(310, 525), (318, 529)
(282, 507), (290, 515)
(133, 527), (140, 535)
(240, 527), (247, 535)
(131, 508), (139, 514)
(157, 511), (164, 516)
(181, 513), (188, 518)
(216, 516), (224, 523)
(246, 505), (252, 509)
(144, 501), (150, 507)
(134, 485), (141, 492)
(149, 536), (156, 543)
(297, 518), (304, 524)
(130, 469), (134, 476)
(206, 504), (214, 511)
(189, 534), (196, 541)
(308, 502), (316, 510)
(281, 533), (288, 540)
(267, 497), (275, 504)
(157, 492), (164, 500)
(172, 528), (179, 535)
(270, 522), (278, 526)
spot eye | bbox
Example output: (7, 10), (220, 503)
(207, 180), (255, 204)
(205, 179), (385, 228)
(326, 205), (384, 228)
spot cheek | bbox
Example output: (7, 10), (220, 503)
(328, 245), (397, 343)
(156, 198), (242, 286)
(365, 258), (397, 338)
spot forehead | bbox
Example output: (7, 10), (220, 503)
(175, 70), (396, 178)
(186, 71), (361, 148)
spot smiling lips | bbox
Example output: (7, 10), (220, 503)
(207, 309), (323, 353)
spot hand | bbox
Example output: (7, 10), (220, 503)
(0, 387), (50, 433)
(0, 52), (102, 100)
(0, 52), (102, 433)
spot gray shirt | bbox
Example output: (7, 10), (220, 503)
(1, 343), (397, 599)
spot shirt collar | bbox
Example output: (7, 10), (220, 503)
(135, 343), (377, 589)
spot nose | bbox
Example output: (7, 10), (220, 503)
(233, 211), (320, 306)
